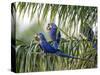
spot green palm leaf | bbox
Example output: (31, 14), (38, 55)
(11, 2), (97, 72)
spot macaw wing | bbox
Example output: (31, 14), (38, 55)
(50, 27), (57, 41)
(40, 41), (57, 53)
(56, 31), (61, 44)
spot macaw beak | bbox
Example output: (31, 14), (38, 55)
(47, 23), (52, 30)
(34, 33), (40, 41)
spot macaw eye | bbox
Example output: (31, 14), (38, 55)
(34, 34), (40, 41)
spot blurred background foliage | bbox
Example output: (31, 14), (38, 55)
(11, 2), (97, 73)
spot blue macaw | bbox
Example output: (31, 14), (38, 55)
(87, 26), (97, 49)
(35, 32), (87, 60)
(47, 23), (61, 49)
(93, 42), (97, 49)
(87, 26), (94, 42)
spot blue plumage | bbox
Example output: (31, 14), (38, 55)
(48, 23), (61, 49)
(88, 27), (94, 42)
(37, 33), (83, 59)
(87, 26), (97, 50)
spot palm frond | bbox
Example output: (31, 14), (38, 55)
(13, 2), (97, 72)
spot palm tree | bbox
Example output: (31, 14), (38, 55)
(16, 2), (97, 38)
(11, 2), (97, 73)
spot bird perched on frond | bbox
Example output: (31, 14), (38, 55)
(87, 26), (97, 49)
(34, 32), (90, 60)
(87, 26), (94, 42)
(47, 23), (61, 49)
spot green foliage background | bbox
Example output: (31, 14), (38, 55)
(11, 2), (97, 73)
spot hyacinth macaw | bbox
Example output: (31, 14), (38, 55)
(87, 26), (97, 49)
(35, 32), (87, 60)
(93, 42), (97, 49)
(88, 26), (94, 42)
(47, 23), (61, 49)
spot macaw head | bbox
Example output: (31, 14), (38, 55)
(34, 33), (46, 41)
(47, 23), (57, 31)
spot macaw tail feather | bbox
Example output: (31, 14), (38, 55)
(55, 51), (93, 62)
(56, 51), (79, 59)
